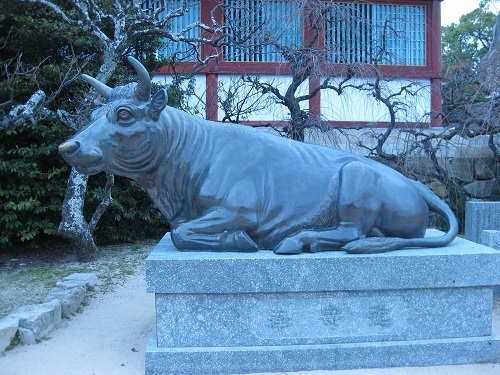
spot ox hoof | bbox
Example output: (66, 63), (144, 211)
(273, 238), (303, 255)
(223, 230), (259, 252)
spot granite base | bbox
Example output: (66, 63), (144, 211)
(145, 231), (500, 374)
(145, 331), (500, 375)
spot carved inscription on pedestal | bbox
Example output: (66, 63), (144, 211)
(250, 292), (407, 342)
(267, 309), (293, 329)
(320, 304), (341, 327)
(368, 303), (393, 327)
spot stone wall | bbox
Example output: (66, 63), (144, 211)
(436, 134), (499, 199)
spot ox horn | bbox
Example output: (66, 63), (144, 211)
(128, 56), (151, 102)
(81, 74), (112, 100)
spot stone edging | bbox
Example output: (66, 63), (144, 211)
(0, 273), (100, 351)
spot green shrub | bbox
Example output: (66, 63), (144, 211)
(0, 121), (71, 247)
(0, 2), (173, 251)
(86, 175), (168, 244)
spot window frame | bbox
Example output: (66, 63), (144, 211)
(222, 0), (304, 63)
(155, 0), (441, 80)
(324, 2), (427, 67)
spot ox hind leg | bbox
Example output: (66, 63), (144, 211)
(273, 225), (362, 254)
(274, 161), (382, 254)
(171, 207), (259, 252)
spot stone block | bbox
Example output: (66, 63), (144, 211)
(17, 327), (36, 345)
(404, 156), (439, 183)
(154, 287), (491, 348)
(475, 157), (496, 180)
(465, 201), (500, 243)
(146, 232), (500, 295)
(464, 180), (499, 198)
(10, 300), (61, 341)
(0, 315), (19, 352)
(448, 157), (474, 183)
(481, 230), (500, 250)
(56, 273), (99, 289)
(145, 232), (500, 374)
(44, 285), (86, 318)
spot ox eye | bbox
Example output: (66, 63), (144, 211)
(116, 108), (135, 125)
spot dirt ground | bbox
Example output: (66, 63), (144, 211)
(0, 240), (157, 318)
(1, 242), (499, 375)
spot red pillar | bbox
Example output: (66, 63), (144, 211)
(205, 73), (218, 121)
(430, 0), (443, 127)
(201, 0), (222, 121)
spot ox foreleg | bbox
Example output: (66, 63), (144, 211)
(171, 208), (259, 252)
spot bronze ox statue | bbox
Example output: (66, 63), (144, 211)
(59, 57), (458, 254)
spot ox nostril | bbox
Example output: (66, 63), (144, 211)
(58, 140), (80, 156)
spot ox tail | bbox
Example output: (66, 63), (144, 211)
(342, 180), (459, 254)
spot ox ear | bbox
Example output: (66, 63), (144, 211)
(148, 89), (168, 121)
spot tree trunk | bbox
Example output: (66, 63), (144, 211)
(58, 168), (98, 261)
(95, 49), (119, 83)
(58, 53), (119, 261)
(288, 104), (306, 142)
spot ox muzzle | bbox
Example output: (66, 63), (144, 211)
(59, 139), (104, 175)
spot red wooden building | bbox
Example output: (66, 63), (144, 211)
(147, 0), (443, 128)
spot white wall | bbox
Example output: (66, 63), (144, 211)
(320, 77), (431, 124)
(152, 74), (207, 118)
(152, 74), (432, 125)
(217, 75), (309, 122)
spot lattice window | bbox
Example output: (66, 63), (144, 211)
(142, 0), (201, 60)
(223, 0), (303, 62)
(372, 4), (426, 66)
(325, 3), (426, 66)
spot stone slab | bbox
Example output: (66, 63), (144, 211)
(465, 201), (500, 243)
(62, 272), (100, 286)
(0, 315), (19, 352)
(154, 287), (492, 348)
(145, 331), (500, 375)
(481, 230), (500, 250)
(44, 285), (86, 318)
(56, 273), (99, 289)
(9, 300), (61, 340)
(146, 230), (500, 294)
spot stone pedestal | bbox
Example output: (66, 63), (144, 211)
(145, 231), (500, 375)
(465, 201), (500, 244)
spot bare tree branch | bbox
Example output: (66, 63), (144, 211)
(0, 52), (85, 130)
